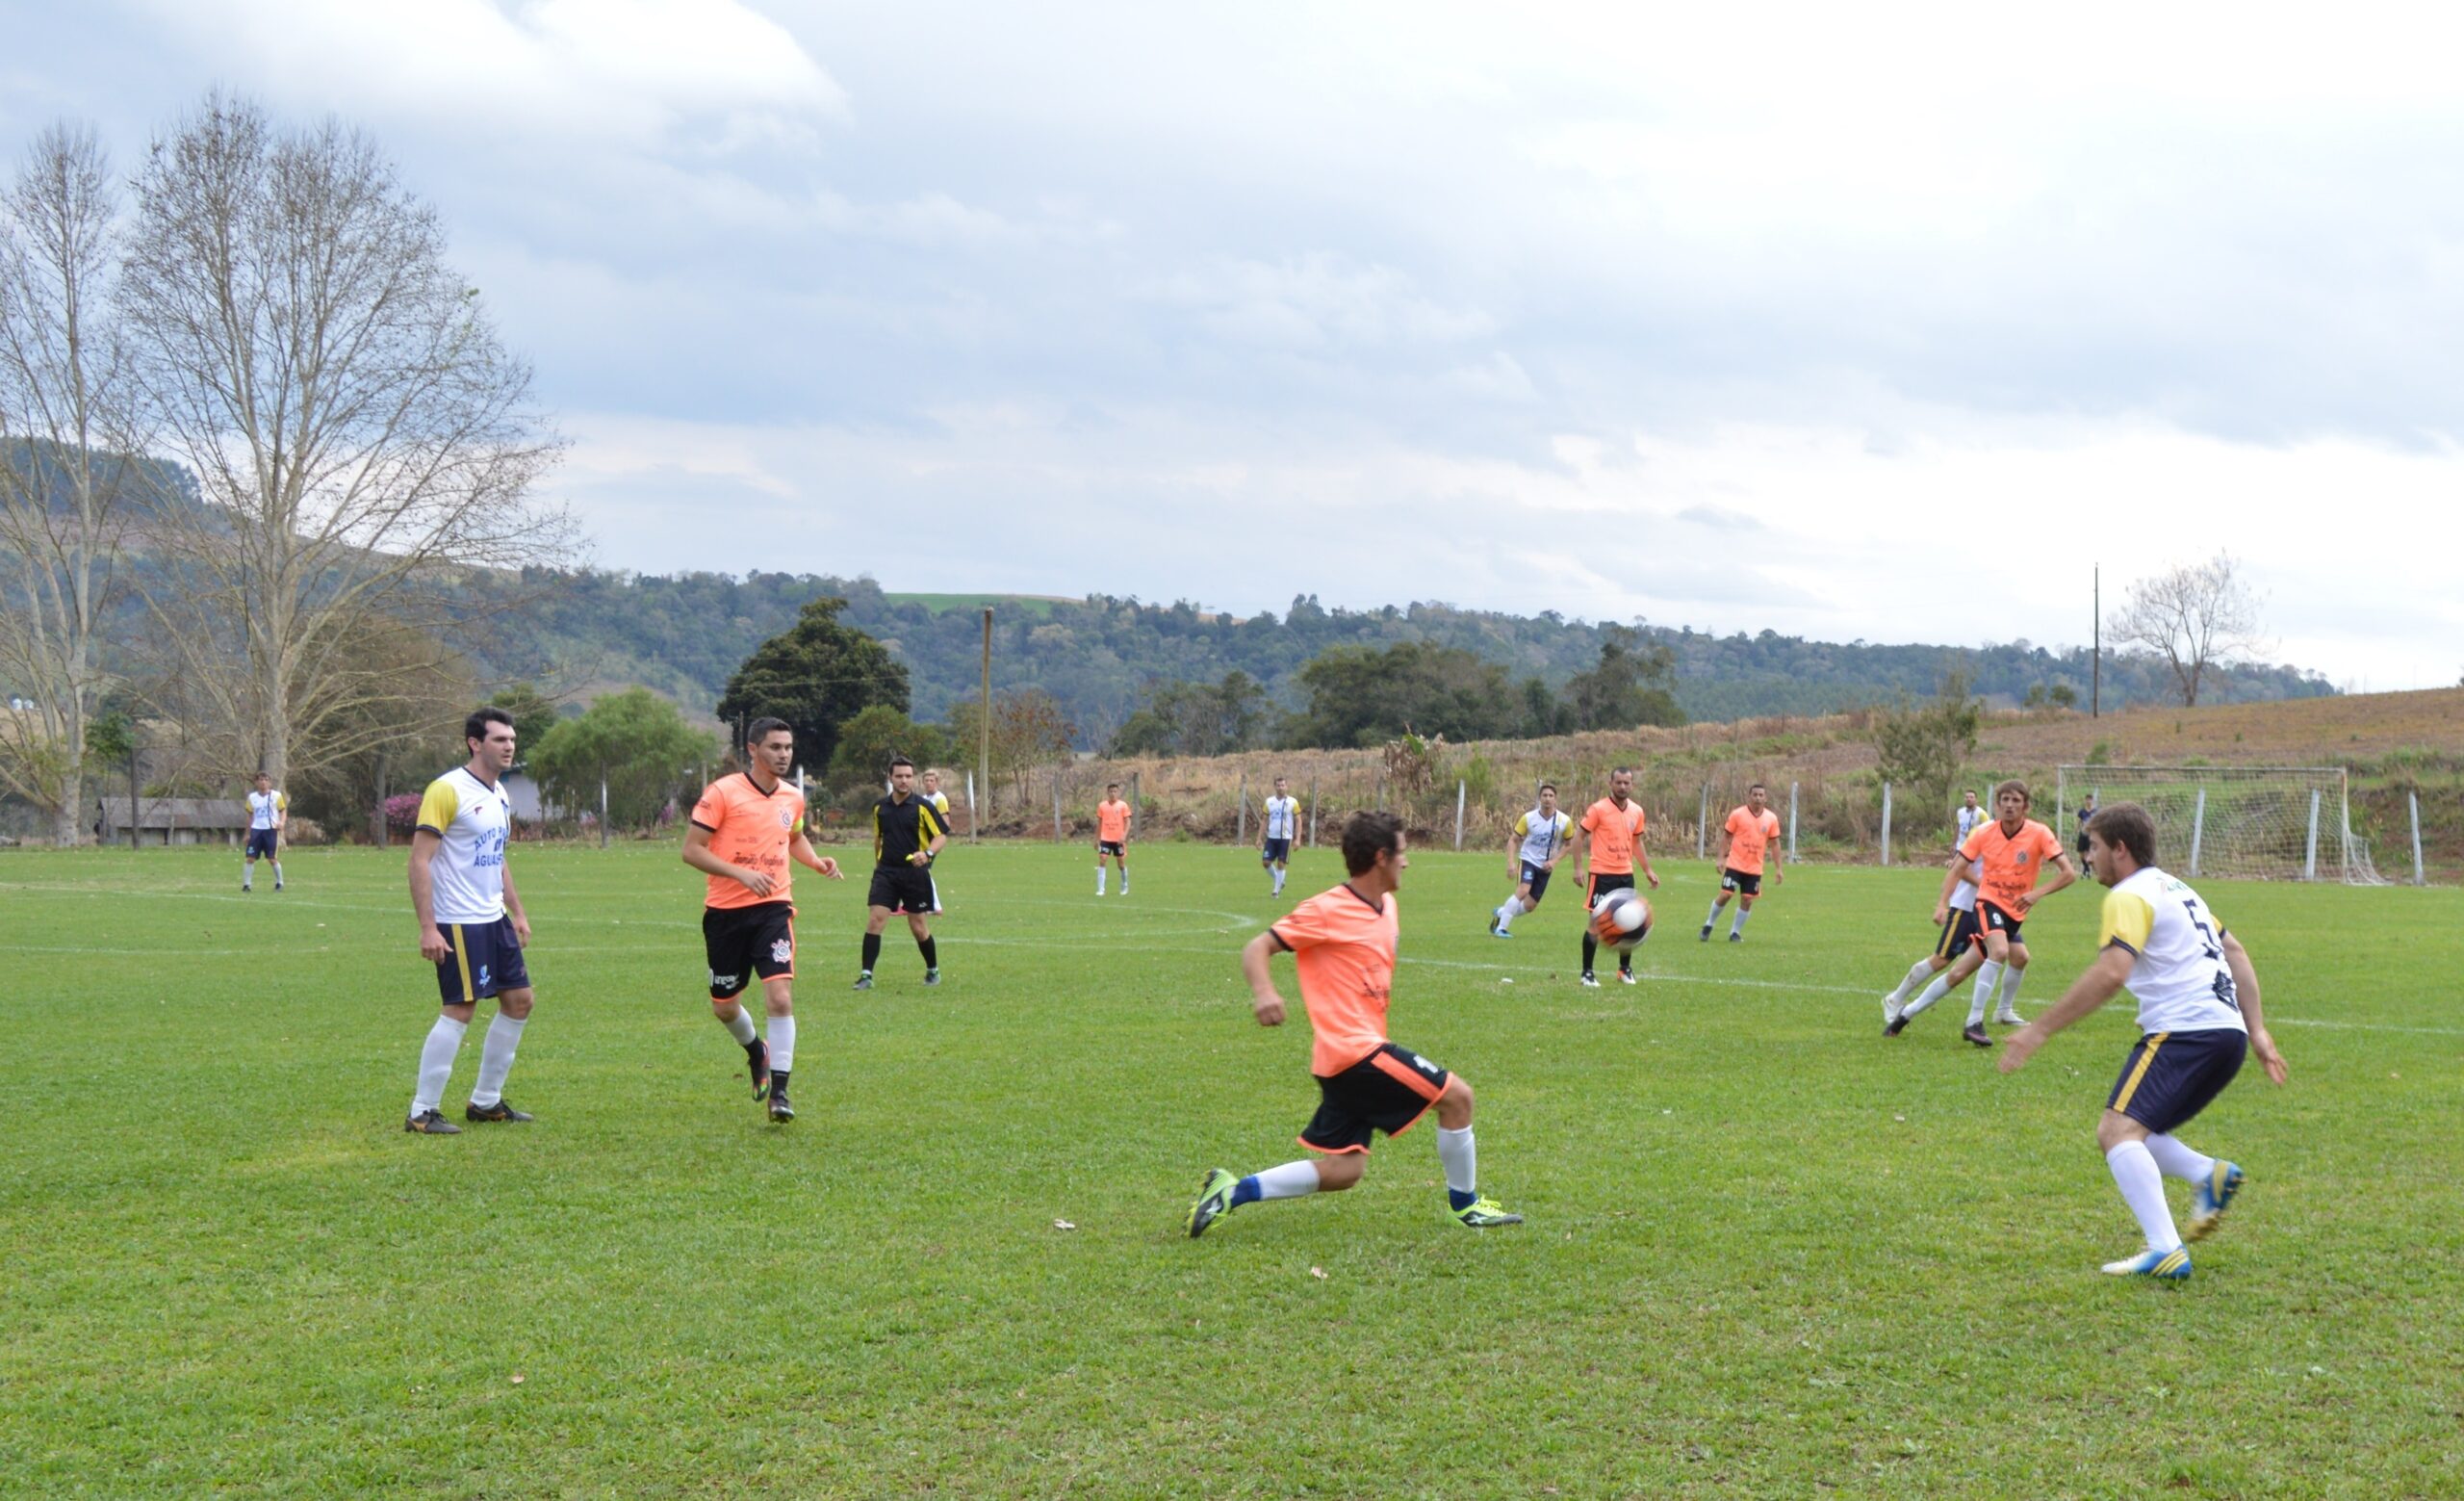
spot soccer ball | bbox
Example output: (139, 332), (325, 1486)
(1590, 889), (1652, 952)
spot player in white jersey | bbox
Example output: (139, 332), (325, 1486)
(402, 707), (538, 1135)
(919, 769), (952, 912)
(243, 771), (287, 892)
(1955, 789), (1986, 845)
(1489, 783), (1574, 937)
(1882, 851), (2017, 1035)
(1998, 802), (2288, 1279)
(1260, 775), (1300, 895)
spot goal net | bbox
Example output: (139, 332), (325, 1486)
(2055, 766), (2388, 885)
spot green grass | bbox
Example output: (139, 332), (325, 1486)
(2, 841), (2458, 1497)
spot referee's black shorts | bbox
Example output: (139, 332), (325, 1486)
(867, 864), (937, 914)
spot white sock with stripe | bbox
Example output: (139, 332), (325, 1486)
(469, 1014), (526, 1108)
(1437, 1126), (1477, 1201)
(2106, 1140), (2182, 1253)
(2143, 1133), (2216, 1183)
(411, 1016), (468, 1116)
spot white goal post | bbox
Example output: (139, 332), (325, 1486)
(2055, 766), (2388, 885)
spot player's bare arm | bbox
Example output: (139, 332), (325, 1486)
(1239, 930), (1287, 1027)
(1637, 829), (1659, 889)
(789, 830), (844, 880)
(2016, 849), (2080, 914)
(500, 857), (531, 946)
(1934, 852), (1967, 925)
(2222, 931), (2289, 1085)
(682, 822), (773, 898)
(408, 830), (449, 962)
(1997, 944), (2132, 1073)
(1504, 828), (1523, 880)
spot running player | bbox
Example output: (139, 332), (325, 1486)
(1260, 775), (1299, 896)
(918, 769), (952, 913)
(683, 717), (845, 1123)
(243, 770), (286, 892)
(1700, 783), (1784, 942)
(1185, 811), (1522, 1237)
(1094, 782), (1132, 896)
(1490, 783), (1573, 938)
(1947, 780), (2077, 1046)
(856, 756), (948, 990)
(1881, 849), (2018, 1033)
(402, 707), (536, 1135)
(1998, 801), (2288, 1279)
(1574, 768), (1658, 986)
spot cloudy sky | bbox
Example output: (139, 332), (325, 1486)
(8, 1), (2461, 688)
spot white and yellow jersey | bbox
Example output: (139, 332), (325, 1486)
(246, 789), (288, 830)
(1264, 795), (1299, 841)
(415, 767), (513, 924)
(2100, 866), (2246, 1036)
(1514, 807), (1575, 867)
(924, 790), (951, 817)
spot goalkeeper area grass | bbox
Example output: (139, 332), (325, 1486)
(2, 841), (2456, 1497)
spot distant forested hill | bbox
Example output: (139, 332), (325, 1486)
(477, 570), (2335, 744)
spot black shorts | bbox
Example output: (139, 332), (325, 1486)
(434, 916), (528, 1006)
(704, 901), (795, 999)
(1935, 906), (1983, 961)
(245, 828), (279, 860)
(2108, 1028), (2247, 1134)
(1584, 870), (1635, 907)
(868, 864), (937, 914)
(1977, 900), (2026, 944)
(1519, 862), (1553, 901)
(1098, 841), (1126, 858)
(1299, 1043), (1451, 1155)
(1720, 867), (1762, 896)
(1261, 838), (1292, 865)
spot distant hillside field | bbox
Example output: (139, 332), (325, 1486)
(481, 571), (2336, 745)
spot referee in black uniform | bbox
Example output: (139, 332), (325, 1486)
(857, 755), (950, 990)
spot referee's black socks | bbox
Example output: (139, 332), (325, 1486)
(917, 936), (937, 969)
(861, 933), (882, 973)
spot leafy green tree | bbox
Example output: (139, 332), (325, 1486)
(1873, 670), (1982, 838)
(529, 687), (717, 828)
(1107, 671), (1269, 757)
(1278, 642), (1521, 748)
(717, 596), (908, 774)
(828, 704), (944, 792)
(1562, 628), (1686, 730)
(488, 682), (563, 763)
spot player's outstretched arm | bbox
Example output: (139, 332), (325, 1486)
(2221, 932), (2287, 1084)
(790, 830), (843, 880)
(1999, 945), (2130, 1073)
(1240, 930), (1288, 1027)
(408, 831), (449, 962)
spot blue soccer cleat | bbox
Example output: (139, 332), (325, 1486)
(2186, 1161), (2245, 1242)
(2100, 1246), (2192, 1280)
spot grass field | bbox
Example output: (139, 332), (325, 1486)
(3, 840), (2458, 1497)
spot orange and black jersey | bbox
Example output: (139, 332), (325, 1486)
(872, 793), (948, 869)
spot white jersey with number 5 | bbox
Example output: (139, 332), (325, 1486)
(2098, 866), (2246, 1036)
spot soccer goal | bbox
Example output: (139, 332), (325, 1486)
(2055, 766), (2388, 885)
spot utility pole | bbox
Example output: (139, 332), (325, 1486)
(2092, 563), (2101, 718)
(977, 607), (992, 844)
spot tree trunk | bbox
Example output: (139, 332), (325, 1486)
(52, 767), (82, 846)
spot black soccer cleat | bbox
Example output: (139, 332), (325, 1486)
(405, 1108), (462, 1135)
(1698, 924), (1711, 942)
(1728, 930), (1743, 943)
(1962, 1022), (1992, 1048)
(464, 1099), (533, 1124)
(1884, 1015), (1912, 1037)
(852, 972), (873, 992)
(768, 1085), (795, 1123)
(747, 1037), (772, 1100)
(923, 968), (941, 987)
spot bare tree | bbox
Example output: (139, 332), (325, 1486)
(0, 123), (137, 843)
(116, 93), (572, 786)
(2107, 552), (2266, 708)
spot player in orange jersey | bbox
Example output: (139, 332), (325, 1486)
(682, 717), (844, 1123)
(1938, 779), (2076, 1047)
(1185, 811), (1523, 1236)
(1094, 782), (1133, 895)
(1701, 782), (1785, 943)
(1575, 767), (1659, 986)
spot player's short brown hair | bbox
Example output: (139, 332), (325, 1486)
(2089, 802), (2159, 867)
(1342, 810), (1405, 876)
(1992, 779), (2031, 809)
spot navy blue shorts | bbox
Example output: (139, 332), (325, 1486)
(1520, 861), (1553, 901)
(245, 828), (279, 860)
(434, 916), (528, 1006)
(1300, 1042), (1450, 1154)
(1935, 907), (1982, 961)
(1261, 838), (1292, 865)
(2108, 1028), (2246, 1134)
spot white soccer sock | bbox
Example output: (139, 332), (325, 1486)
(766, 1014), (796, 1074)
(1271, 868), (1284, 893)
(1998, 968), (2026, 1015)
(242, 859), (252, 889)
(411, 1016), (469, 1116)
(1095, 868), (1106, 893)
(1704, 898), (1722, 927)
(1495, 899), (1516, 932)
(1903, 972), (1953, 1017)
(2106, 1140), (2182, 1253)
(1730, 905), (1753, 935)
(1887, 959), (1934, 1005)
(2143, 1133), (2217, 1183)
(1966, 961), (2003, 1025)
(720, 1007), (757, 1046)
(271, 861), (283, 885)
(1436, 1126), (1477, 1197)
(1254, 1159), (1322, 1201)
(468, 1014), (526, 1108)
